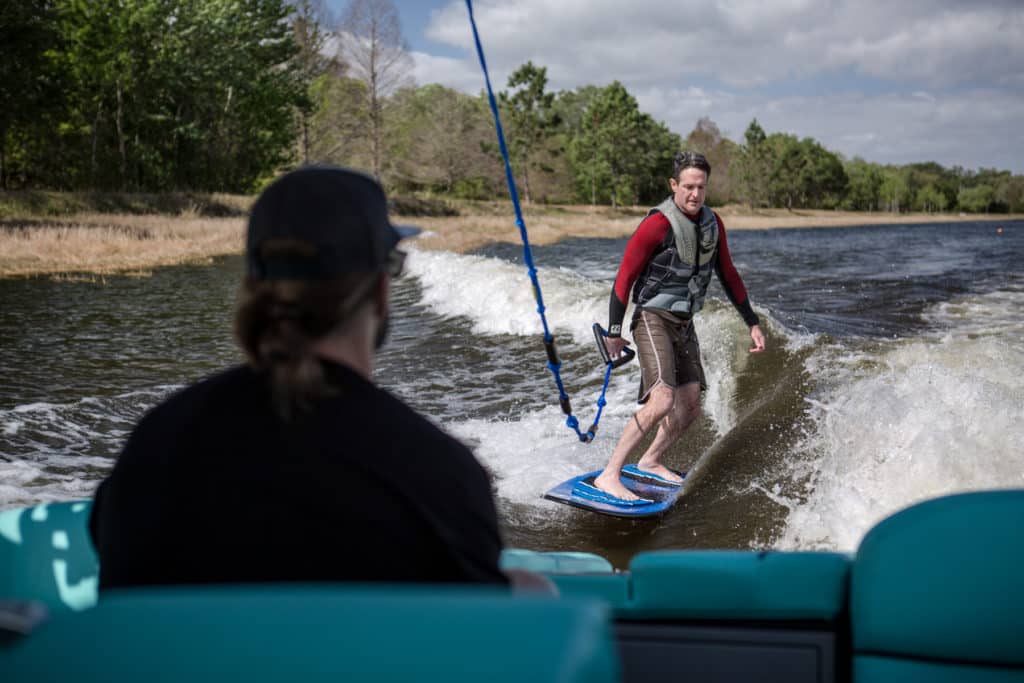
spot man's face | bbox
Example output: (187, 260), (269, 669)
(670, 168), (708, 215)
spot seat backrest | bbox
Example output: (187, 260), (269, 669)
(0, 501), (98, 612)
(628, 549), (850, 620)
(612, 550), (851, 683)
(851, 489), (1024, 682)
(0, 585), (620, 683)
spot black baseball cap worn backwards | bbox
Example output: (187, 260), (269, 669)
(247, 165), (420, 280)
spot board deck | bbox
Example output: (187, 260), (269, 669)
(543, 467), (686, 518)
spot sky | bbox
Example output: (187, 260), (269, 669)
(327, 0), (1024, 174)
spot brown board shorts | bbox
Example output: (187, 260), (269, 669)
(632, 308), (706, 403)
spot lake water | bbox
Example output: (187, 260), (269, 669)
(2, 219), (1022, 568)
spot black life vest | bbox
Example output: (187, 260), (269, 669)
(631, 197), (719, 318)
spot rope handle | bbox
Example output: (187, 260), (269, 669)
(592, 323), (636, 369)
(465, 0), (628, 443)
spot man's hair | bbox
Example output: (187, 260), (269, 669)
(672, 151), (712, 180)
(234, 250), (380, 420)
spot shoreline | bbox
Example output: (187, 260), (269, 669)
(410, 205), (1021, 254)
(1, 204), (1019, 278)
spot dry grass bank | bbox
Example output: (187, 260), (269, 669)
(0, 213), (245, 277)
(412, 202), (1022, 253)
(412, 203), (640, 253)
(2, 197), (1019, 278)
(716, 205), (1022, 230)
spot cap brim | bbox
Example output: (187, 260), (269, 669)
(394, 224), (422, 241)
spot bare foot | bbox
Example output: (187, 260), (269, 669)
(593, 471), (640, 501)
(635, 460), (684, 484)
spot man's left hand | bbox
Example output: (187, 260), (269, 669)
(749, 324), (766, 353)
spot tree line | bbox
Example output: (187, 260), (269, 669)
(3, 0), (1022, 213)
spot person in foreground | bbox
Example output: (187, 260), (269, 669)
(594, 151), (766, 502)
(90, 165), (515, 588)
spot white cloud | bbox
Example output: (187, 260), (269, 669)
(665, 88), (1024, 172)
(413, 0), (1024, 171)
(410, 50), (484, 93)
(430, 1), (1024, 89)
(825, 8), (1024, 88)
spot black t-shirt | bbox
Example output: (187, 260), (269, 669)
(89, 362), (508, 589)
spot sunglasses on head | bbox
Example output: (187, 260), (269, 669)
(673, 151), (711, 177)
(676, 152), (708, 166)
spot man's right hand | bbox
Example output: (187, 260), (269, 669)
(604, 335), (630, 358)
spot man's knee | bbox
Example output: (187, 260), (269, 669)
(643, 384), (675, 421)
(674, 384), (701, 419)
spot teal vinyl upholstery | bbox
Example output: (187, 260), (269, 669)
(550, 573), (632, 610)
(851, 489), (1024, 681)
(1, 586), (621, 683)
(610, 550), (849, 683)
(855, 656), (1024, 683)
(0, 501), (98, 612)
(628, 550), (851, 620)
(500, 548), (614, 573)
(501, 549), (629, 609)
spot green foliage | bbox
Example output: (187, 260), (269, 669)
(0, 0), (63, 188)
(842, 159), (884, 211)
(7, 15), (1022, 209)
(633, 114), (683, 205)
(1004, 177), (1024, 213)
(307, 73), (372, 168)
(879, 166), (912, 212)
(498, 62), (560, 204)
(385, 84), (499, 196)
(565, 82), (679, 208)
(452, 176), (492, 201)
(765, 133), (847, 209)
(903, 161), (957, 210)
(958, 184), (995, 213)
(970, 168), (1014, 212)
(7, 0), (306, 192)
(290, 0), (341, 164)
(915, 184), (948, 213)
(732, 119), (771, 208)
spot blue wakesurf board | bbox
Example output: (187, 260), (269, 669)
(543, 465), (686, 518)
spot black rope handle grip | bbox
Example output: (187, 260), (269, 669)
(593, 323), (636, 369)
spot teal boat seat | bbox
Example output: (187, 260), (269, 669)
(1, 585), (621, 682)
(0, 501), (98, 612)
(500, 548), (614, 573)
(500, 549), (628, 608)
(615, 550), (851, 683)
(628, 550), (850, 620)
(550, 573), (632, 609)
(851, 489), (1024, 682)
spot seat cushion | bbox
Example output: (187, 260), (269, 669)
(500, 549), (614, 574)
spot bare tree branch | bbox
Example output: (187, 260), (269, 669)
(338, 0), (413, 180)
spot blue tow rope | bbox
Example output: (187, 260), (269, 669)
(465, 0), (614, 443)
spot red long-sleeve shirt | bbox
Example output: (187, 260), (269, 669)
(608, 210), (759, 334)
